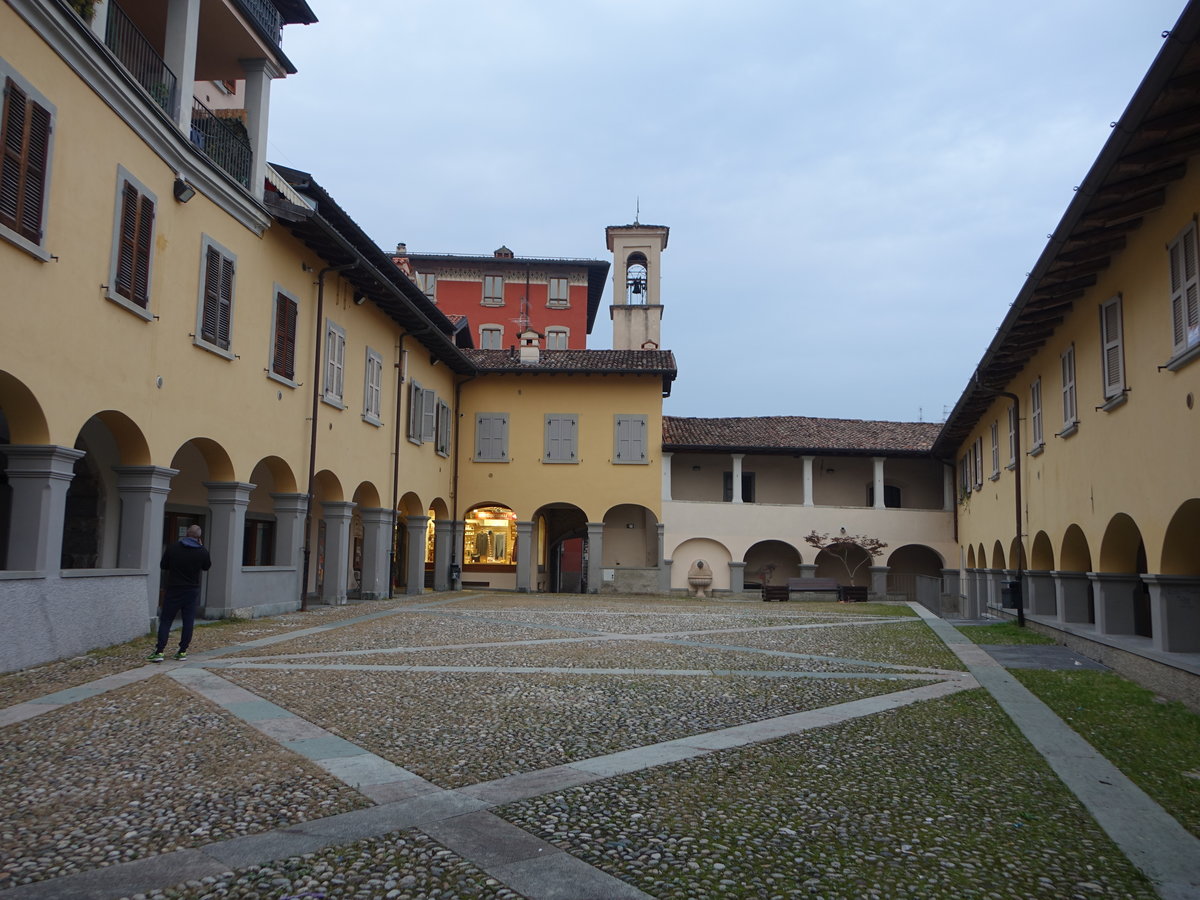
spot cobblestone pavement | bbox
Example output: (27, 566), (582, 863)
(0, 594), (1193, 899)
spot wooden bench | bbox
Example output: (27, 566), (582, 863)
(761, 584), (790, 602)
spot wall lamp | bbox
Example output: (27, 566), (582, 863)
(353, 291), (366, 305)
(173, 177), (196, 203)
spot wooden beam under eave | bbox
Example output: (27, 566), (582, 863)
(1076, 189), (1166, 229)
(1137, 108), (1200, 136)
(1117, 132), (1200, 168)
(1057, 235), (1127, 264)
(1033, 274), (1098, 298)
(1040, 257), (1111, 284)
(1090, 163), (1187, 203)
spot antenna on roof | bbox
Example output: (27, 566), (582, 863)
(634, 196), (640, 226)
(918, 407), (924, 422)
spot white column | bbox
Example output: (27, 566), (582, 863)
(802, 455), (814, 507)
(4, 445), (84, 572)
(203, 481), (254, 616)
(404, 515), (429, 595)
(89, 0), (110, 40)
(240, 58), (280, 200)
(943, 464), (955, 511)
(359, 508), (394, 600)
(586, 522), (604, 593)
(661, 451), (673, 502)
(433, 519), (453, 591)
(515, 520), (533, 592)
(320, 500), (355, 605)
(872, 457), (886, 509)
(731, 453), (744, 504)
(113, 465), (178, 619)
(164, 0), (201, 129)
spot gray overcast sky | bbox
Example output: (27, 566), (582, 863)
(267, 1), (1185, 423)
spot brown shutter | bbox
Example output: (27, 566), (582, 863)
(201, 246), (221, 343)
(0, 78), (50, 243)
(115, 181), (138, 299)
(0, 78), (28, 234)
(273, 293), (297, 380)
(217, 254), (234, 349)
(21, 100), (49, 242)
(132, 193), (154, 305)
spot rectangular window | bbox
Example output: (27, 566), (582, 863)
(197, 237), (235, 353)
(271, 289), (299, 382)
(480, 326), (502, 349)
(990, 422), (999, 478)
(111, 175), (155, 309)
(722, 471), (756, 502)
(0, 73), (53, 249)
(960, 452), (971, 497)
(1100, 295), (1125, 400)
(613, 414), (648, 464)
(544, 414), (579, 463)
(435, 399), (451, 457)
(548, 277), (569, 306)
(242, 519), (275, 566)
(363, 347), (383, 423)
(973, 437), (983, 488)
(546, 328), (568, 350)
(1030, 378), (1044, 450)
(407, 380), (423, 443)
(1007, 405), (1017, 467)
(1169, 222), (1200, 357)
(416, 272), (436, 302)
(483, 275), (504, 306)
(421, 388), (436, 442)
(323, 320), (345, 405)
(475, 412), (509, 461)
(1061, 344), (1077, 429)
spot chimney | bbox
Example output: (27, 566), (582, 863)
(494, 245), (514, 259)
(518, 328), (541, 365)
(395, 242), (407, 256)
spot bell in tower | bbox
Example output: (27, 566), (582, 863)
(606, 222), (669, 351)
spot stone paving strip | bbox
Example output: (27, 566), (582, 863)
(914, 604), (1200, 900)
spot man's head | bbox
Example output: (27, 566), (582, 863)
(186, 525), (203, 540)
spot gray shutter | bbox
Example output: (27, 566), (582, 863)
(1100, 299), (1124, 397)
(408, 382), (422, 440)
(421, 388), (436, 441)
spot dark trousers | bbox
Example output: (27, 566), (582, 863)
(156, 586), (199, 653)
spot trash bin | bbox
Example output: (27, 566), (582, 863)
(1001, 580), (1021, 609)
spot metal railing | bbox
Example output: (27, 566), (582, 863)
(189, 99), (252, 187)
(233, 0), (284, 46)
(104, 0), (177, 116)
(889, 572), (952, 616)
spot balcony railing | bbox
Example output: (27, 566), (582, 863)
(189, 100), (251, 187)
(104, 0), (177, 117)
(233, 0), (284, 46)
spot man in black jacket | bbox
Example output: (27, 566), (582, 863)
(149, 524), (212, 662)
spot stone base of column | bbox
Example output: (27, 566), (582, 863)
(1053, 571), (1092, 624)
(1143, 575), (1200, 653)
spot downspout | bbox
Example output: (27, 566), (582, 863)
(974, 373), (1025, 627)
(450, 372), (476, 590)
(388, 330), (407, 596)
(300, 262), (356, 611)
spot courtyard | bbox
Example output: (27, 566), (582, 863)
(1, 594), (1198, 900)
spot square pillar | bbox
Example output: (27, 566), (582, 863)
(962, 569), (980, 618)
(729, 560), (746, 593)
(1142, 575), (1200, 653)
(986, 570), (1004, 610)
(359, 508), (394, 600)
(942, 464), (954, 512)
(941, 568), (961, 599)
(270, 492), (307, 569)
(203, 481), (254, 616)
(802, 456), (815, 507)
(586, 522), (604, 593)
(515, 520), (533, 592)
(872, 457), (886, 509)
(4, 445), (85, 572)
(1025, 570), (1057, 617)
(730, 453), (744, 503)
(1053, 571), (1092, 624)
(320, 500), (356, 605)
(661, 452), (673, 502)
(450, 520), (466, 590)
(1089, 572), (1142, 636)
(660, 555), (673, 594)
(239, 58), (281, 200)
(165, 0), (200, 129)
(869, 565), (889, 598)
(113, 465), (178, 619)
(433, 519), (453, 591)
(404, 515), (430, 595)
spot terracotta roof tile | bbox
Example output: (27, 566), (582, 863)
(663, 416), (939, 454)
(462, 349), (677, 375)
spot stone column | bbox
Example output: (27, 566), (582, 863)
(113, 465), (178, 619)
(164, 0), (201, 129)
(655, 523), (668, 592)
(661, 452), (673, 502)
(515, 520), (533, 592)
(1089, 572), (1142, 636)
(270, 493), (307, 569)
(729, 560), (746, 594)
(869, 565), (889, 598)
(730, 454), (744, 503)
(872, 457), (886, 509)
(986, 569), (1004, 610)
(319, 500), (355, 605)
(3, 445), (84, 572)
(1053, 571), (1092, 624)
(239, 58), (280, 200)
(433, 519), (453, 591)
(1025, 570), (1057, 617)
(359, 508), (394, 600)
(1142, 575), (1200, 653)
(203, 481), (254, 616)
(941, 568), (962, 599)
(450, 520), (466, 589)
(661, 557), (673, 594)
(586, 522), (604, 593)
(802, 456), (815, 507)
(404, 515), (429, 596)
(962, 569), (979, 618)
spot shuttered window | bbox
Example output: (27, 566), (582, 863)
(435, 400), (451, 457)
(1100, 296), (1125, 399)
(1007, 406), (1017, 466)
(1030, 378), (1044, 449)
(546, 328), (568, 350)
(475, 413), (509, 461)
(323, 320), (345, 403)
(408, 381), (423, 442)
(990, 422), (999, 477)
(113, 180), (154, 307)
(0, 75), (52, 246)
(363, 347), (383, 422)
(1169, 223), (1200, 356)
(548, 277), (569, 306)
(1061, 344), (1077, 427)
(480, 326), (502, 349)
(271, 291), (298, 381)
(421, 388), (436, 442)
(483, 275), (504, 306)
(198, 238), (235, 351)
(613, 414), (648, 464)
(544, 414), (578, 463)
(973, 437), (983, 488)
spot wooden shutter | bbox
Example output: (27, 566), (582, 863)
(615, 415), (647, 462)
(476, 413), (507, 460)
(115, 181), (154, 307)
(201, 246), (222, 344)
(1170, 225), (1200, 354)
(1100, 298), (1124, 398)
(273, 294), (297, 380)
(0, 78), (51, 243)
(421, 388), (436, 441)
(545, 415), (577, 461)
(1061, 347), (1076, 424)
(408, 382), (422, 440)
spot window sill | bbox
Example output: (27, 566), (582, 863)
(989, 472), (1000, 482)
(1097, 391), (1128, 413)
(1056, 421), (1079, 439)
(1028, 443), (1045, 457)
(436, 449), (450, 458)
(362, 414), (383, 428)
(542, 459), (579, 465)
(0, 224), (52, 261)
(1005, 461), (1017, 471)
(193, 337), (235, 360)
(546, 302), (570, 309)
(1163, 342), (1200, 372)
(613, 459), (649, 465)
(473, 457), (509, 463)
(105, 290), (154, 321)
(407, 435), (422, 447)
(321, 395), (345, 411)
(481, 300), (505, 307)
(267, 371), (299, 389)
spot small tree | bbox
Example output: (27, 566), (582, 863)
(804, 531), (887, 587)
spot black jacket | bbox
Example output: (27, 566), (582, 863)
(160, 538), (212, 588)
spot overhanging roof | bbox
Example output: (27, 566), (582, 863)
(665, 416), (939, 456)
(462, 349), (677, 396)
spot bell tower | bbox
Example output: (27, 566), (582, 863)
(606, 222), (669, 350)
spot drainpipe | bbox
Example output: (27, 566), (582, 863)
(300, 262), (356, 611)
(974, 373), (1025, 627)
(388, 331), (407, 596)
(450, 372), (476, 590)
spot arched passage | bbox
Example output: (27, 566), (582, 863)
(1030, 531), (1055, 570)
(1161, 499), (1200, 576)
(1098, 513), (1151, 638)
(743, 540), (803, 588)
(814, 543), (871, 587)
(533, 502), (587, 593)
(991, 541), (1007, 571)
(670, 537), (732, 593)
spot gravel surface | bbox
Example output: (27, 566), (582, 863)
(134, 830), (524, 900)
(0, 677), (369, 887)
(222, 669), (910, 789)
(445, 609), (860, 634)
(498, 689), (1158, 899)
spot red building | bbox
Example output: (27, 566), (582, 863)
(393, 244), (610, 350)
